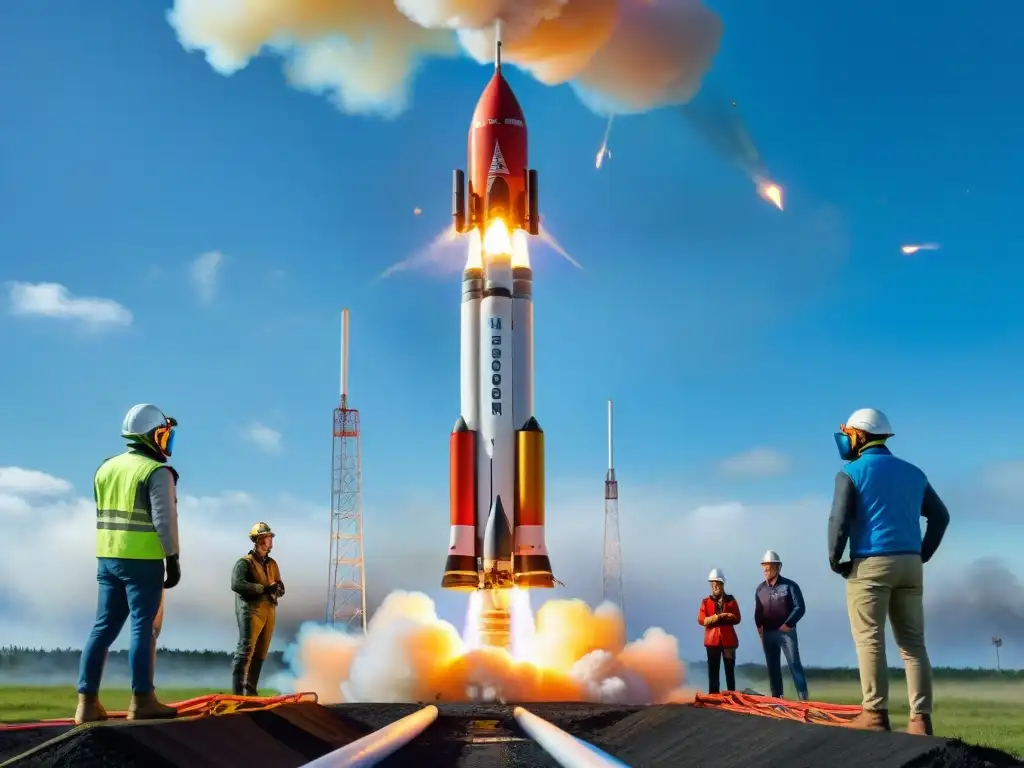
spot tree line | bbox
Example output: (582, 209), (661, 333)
(1, 647), (1018, 680)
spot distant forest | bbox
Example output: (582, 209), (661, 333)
(1, 647), (1019, 680)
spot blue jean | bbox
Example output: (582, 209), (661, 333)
(77, 557), (164, 695)
(762, 628), (809, 700)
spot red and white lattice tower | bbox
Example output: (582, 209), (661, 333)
(327, 308), (367, 633)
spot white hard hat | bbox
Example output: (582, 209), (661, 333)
(844, 408), (894, 437)
(708, 568), (726, 583)
(122, 403), (174, 437)
(761, 549), (782, 564)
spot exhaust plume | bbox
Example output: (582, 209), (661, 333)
(168, 0), (723, 117)
(280, 590), (694, 704)
(676, 88), (786, 209)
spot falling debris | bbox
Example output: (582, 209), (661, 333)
(901, 243), (940, 255)
(595, 115), (615, 169)
(414, 207), (422, 215)
(679, 91), (784, 210)
(755, 177), (784, 211)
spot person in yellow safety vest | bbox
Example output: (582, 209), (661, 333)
(74, 404), (182, 724)
(230, 522), (285, 696)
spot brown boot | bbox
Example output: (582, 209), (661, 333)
(906, 714), (933, 736)
(846, 709), (891, 731)
(126, 691), (177, 720)
(74, 693), (108, 725)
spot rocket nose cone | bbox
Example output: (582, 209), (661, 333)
(474, 72), (526, 126)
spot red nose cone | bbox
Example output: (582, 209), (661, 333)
(472, 71), (526, 127)
(469, 71), (528, 227)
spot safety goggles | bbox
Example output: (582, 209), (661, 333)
(154, 416), (178, 455)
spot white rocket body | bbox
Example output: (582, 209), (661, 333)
(443, 235), (553, 593)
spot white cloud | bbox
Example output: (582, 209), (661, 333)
(717, 447), (792, 478)
(0, 465), (1020, 670)
(189, 251), (224, 304)
(6, 282), (132, 329)
(0, 467), (73, 496)
(244, 422), (283, 454)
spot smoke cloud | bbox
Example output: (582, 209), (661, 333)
(167, 0), (723, 117)
(280, 591), (694, 704)
(926, 558), (1024, 652)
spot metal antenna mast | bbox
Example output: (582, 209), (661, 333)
(602, 399), (624, 619)
(327, 308), (367, 634)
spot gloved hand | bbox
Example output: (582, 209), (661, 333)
(164, 555), (181, 589)
(266, 581), (283, 597)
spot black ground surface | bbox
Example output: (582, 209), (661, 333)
(2, 702), (1021, 768)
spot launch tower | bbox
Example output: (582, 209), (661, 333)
(602, 399), (624, 618)
(327, 308), (367, 634)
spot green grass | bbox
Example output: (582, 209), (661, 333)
(2, 682), (1022, 758)
(746, 676), (1024, 757)
(0, 687), (277, 723)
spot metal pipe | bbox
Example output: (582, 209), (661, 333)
(513, 707), (632, 768)
(300, 705), (439, 768)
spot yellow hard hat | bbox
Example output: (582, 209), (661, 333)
(249, 522), (275, 541)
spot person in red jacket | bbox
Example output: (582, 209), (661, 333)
(698, 568), (741, 693)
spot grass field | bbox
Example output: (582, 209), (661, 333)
(745, 677), (1024, 757)
(2, 680), (1022, 758)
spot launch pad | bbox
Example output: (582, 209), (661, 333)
(3, 700), (1016, 768)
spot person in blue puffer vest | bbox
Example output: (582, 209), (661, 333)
(827, 408), (950, 737)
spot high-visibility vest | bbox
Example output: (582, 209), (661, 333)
(94, 451), (173, 560)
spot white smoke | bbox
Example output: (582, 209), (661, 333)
(277, 590), (695, 704)
(167, 0), (723, 117)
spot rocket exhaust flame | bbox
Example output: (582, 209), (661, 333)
(677, 91), (786, 211)
(901, 242), (940, 255)
(483, 218), (514, 256)
(511, 229), (530, 269)
(466, 228), (484, 270)
(282, 590), (696, 706)
(595, 115), (614, 169)
(755, 177), (784, 211)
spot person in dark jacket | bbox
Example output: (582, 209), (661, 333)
(230, 522), (285, 696)
(753, 550), (808, 700)
(828, 408), (950, 736)
(698, 568), (741, 693)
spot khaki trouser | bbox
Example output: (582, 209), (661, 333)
(846, 554), (933, 714)
(235, 599), (276, 665)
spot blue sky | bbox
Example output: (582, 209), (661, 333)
(1, 1), (1022, 669)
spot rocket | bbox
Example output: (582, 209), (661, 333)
(442, 31), (554, 595)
